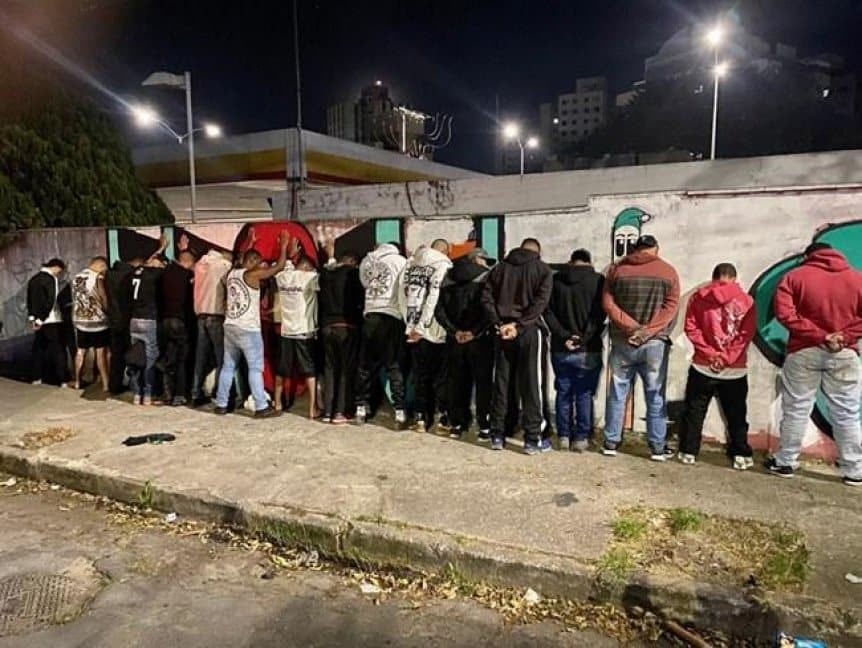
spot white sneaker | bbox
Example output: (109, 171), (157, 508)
(31, 380), (43, 386)
(678, 452), (696, 465)
(733, 456), (754, 471)
(355, 405), (367, 425)
(394, 409), (407, 424)
(132, 394), (143, 405)
(572, 439), (590, 452)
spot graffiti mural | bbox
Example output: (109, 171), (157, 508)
(611, 207), (651, 261)
(749, 220), (862, 454)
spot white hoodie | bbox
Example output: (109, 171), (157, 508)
(398, 246), (452, 344)
(359, 243), (407, 318)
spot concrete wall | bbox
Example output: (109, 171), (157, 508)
(281, 149), (862, 221)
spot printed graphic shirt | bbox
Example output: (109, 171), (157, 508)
(276, 264), (319, 338)
(225, 269), (261, 331)
(72, 268), (108, 332)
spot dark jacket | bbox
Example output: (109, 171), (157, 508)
(26, 270), (58, 323)
(544, 265), (606, 353)
(105, 262), (133, 329)
(435, 258), (490, 337)
(318, 264), (365, 328)
(161, 263), (195, 321)
(481, 248), (553, 330)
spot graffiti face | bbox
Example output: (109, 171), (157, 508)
(612, 207), (651, 261)
(750, 220), (862, 438)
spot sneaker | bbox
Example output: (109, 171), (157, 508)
(572, 438), (590, 453)
(331, 414), (350, 425)
(477, 429), (491, 442)
(320, 414), (333, 424)
(192, 396), (210, 408)
(764, 457), (794, 478)
(254, 406), (280, 419)
(436, 413), (452, 432)
(132, 394), (143, 406)
(394, 409), (408, 430)
(491, 436), (505, 451)
(213, 406), (228, 416)
(31, 380), (43, 386)
(449, 426), (464, 440)
(843, 476), (862, 487)
(601, 441), (619, 456)
(524, 438), (553, 455)
(171, 396), (187, 407)
(412, 417), (427, 434)
(678, 452), (696, 465)
(732, 456), (754, 471)
(650, 446), (674, 462)
(143, 396), (156, 406)
(354, 405), (367, 425)
(558, 437), (571, 451)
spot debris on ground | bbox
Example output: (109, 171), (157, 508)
(845, 572), (862, 584)
(523, 588), (541, 604)
(164, 512), (178, 523)
(776, 631), (827, 647)
(600, 506), (810, 591)
(1, 477), (16, 487)
(0, 472), (751, 646)
(17, 427), (75, 449)
(122, 433), (176, 446)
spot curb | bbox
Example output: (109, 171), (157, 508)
(2, 448), (859, 644)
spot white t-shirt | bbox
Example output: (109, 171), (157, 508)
(276, 265), (319, 338)
(225, 269), (261, 332)
(72, 268), (108, 332)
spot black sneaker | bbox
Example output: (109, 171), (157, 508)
(254, 406), (280, 419)
(843, 475), (862, 487)
(449, 426), (464, 440)
(213, 406), (229, 416)
(477, 429), (491, 442)
(764, 457), (794, 478)
(437, 413), (452, 433)
(192, 397), (210, 408)
(601, 441), (619, 456)
(649, 445), (675, 462)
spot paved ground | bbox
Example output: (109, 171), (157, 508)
(0, 378), (860, 639)
(0, 478), (640, 647)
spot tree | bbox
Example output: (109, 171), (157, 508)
(0, 94), (172, 242)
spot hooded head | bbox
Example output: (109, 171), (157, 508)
(803, 243), (850, 273)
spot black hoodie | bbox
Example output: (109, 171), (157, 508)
(544, 265), (606, 353)
(435, 258), (490, 336)
(318, 263), (365, 328)
(481, 248), (552, 330)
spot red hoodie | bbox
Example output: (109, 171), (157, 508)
(774, 249), (862, 355)
(685, 281), (756, 369)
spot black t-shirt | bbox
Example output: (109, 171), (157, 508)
(105, 262), (133, 327)
(130, 266), (163, 320)
(161, 263), (194, 320)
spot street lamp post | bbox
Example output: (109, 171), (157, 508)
(140, 71), (220, 223)
(502, 122), (539, 178)
(706, 26), (725, 161)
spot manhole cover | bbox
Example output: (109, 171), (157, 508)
(0, 573), (88, 636)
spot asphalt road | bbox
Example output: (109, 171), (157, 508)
(0, 477), (643, 648)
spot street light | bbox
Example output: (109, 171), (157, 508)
(139, 71), (222, 224)
(705, 23), (725, 160)
(502, 122), (539, 177)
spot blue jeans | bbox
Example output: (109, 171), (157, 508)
(215, 325), (269, 412)
(191, 315), (225, 399)
(129, 318), (158, 398)
(604, 339), (669, 450)
(552, 351), (602, 440)
(776, 347), (862, 479)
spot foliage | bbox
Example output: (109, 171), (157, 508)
(0, 94), (172, 243)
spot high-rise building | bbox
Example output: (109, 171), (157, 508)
(326, 82), (429, 155)
(554, 77), (609, 146)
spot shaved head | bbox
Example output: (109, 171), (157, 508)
(431, 239), (450, 254)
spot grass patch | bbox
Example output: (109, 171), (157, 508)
(137, 480), (155, 509)
(612, 515), (648, 541)
(667, 507), (704, 534)
(598, 507), (810, 592)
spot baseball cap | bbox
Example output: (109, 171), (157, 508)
(634, 234), (659, 250)
(468, 247), (496, 265)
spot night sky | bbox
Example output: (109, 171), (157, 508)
(5, 0), (861, 172)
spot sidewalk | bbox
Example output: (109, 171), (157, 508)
(0, 378), (859, 642)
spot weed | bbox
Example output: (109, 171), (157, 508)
(612, 515), (648, 541)
(597, 548), (636, 580)
(137, 481), (155, 509)
(761, 531), (810, 588)
(667, 508), (704, 534)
